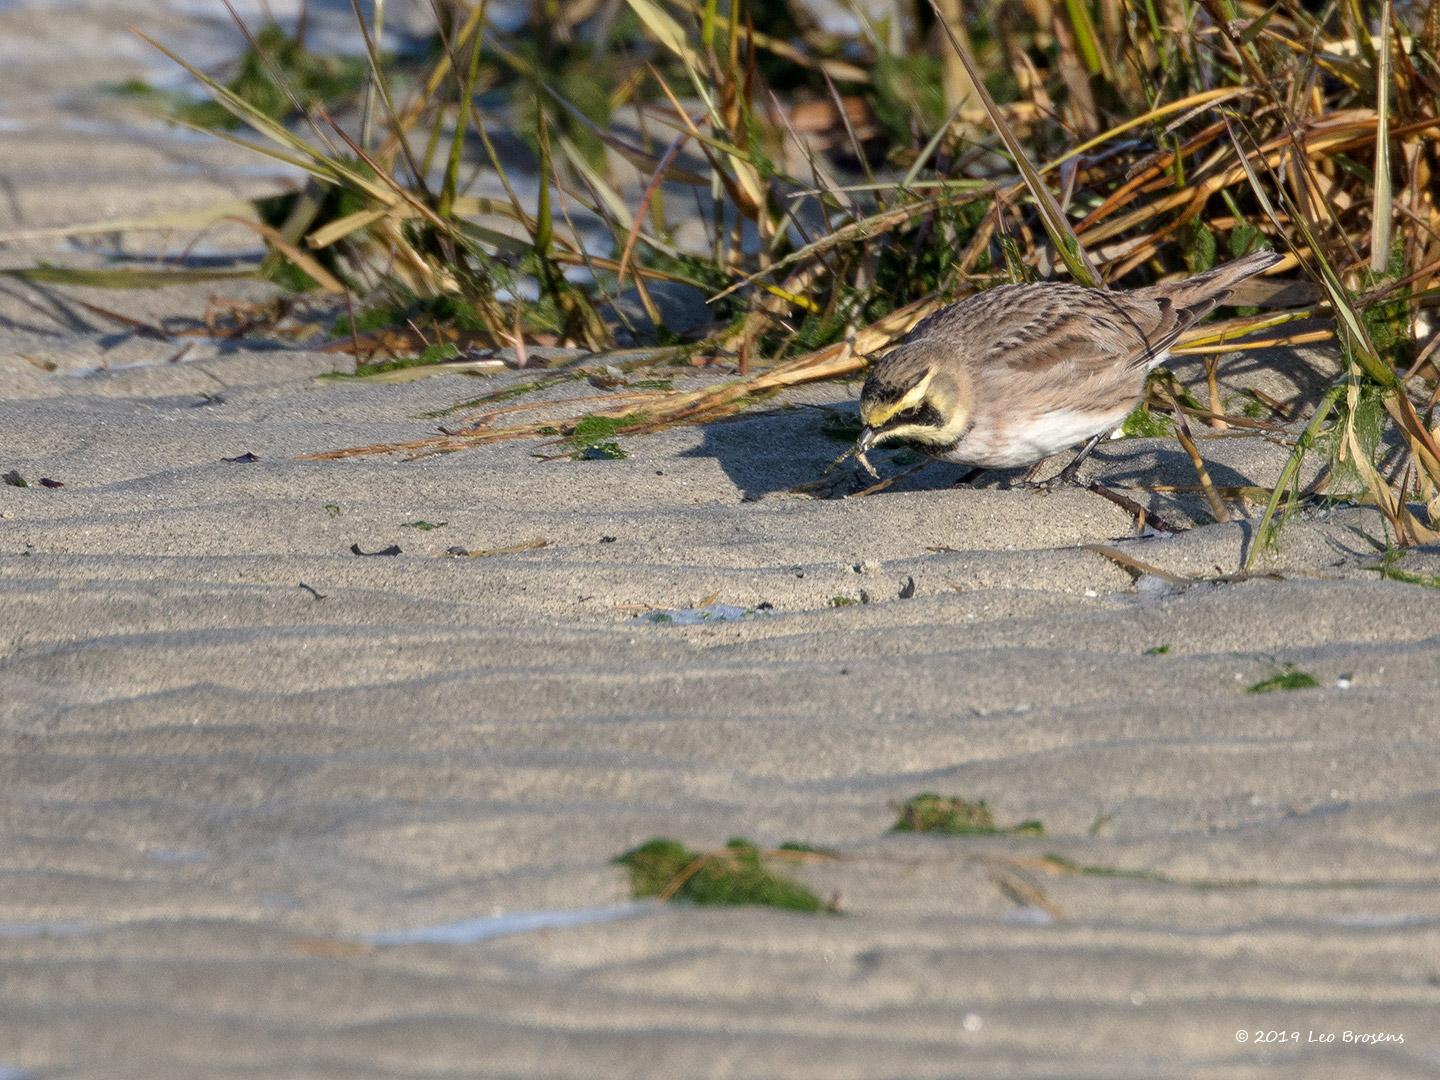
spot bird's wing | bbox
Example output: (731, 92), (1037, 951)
(899, 283), (1223, 408)
(975, 287), (1196, 381)
(903, 287), (1187, 426)
(892, 285), (1186, 426)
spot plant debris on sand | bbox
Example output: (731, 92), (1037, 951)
(892, 793), (1045, 836)
(1247, 664), (1320, 693)
(615, 837), (836, 912)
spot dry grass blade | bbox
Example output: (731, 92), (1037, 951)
(624, 0), (696, 62)
(134, 28), (413, 214)
(131, 29), (333, 170)
(1159, 382), (1231, 524)
(1083, 483), (1185, 536)
(459, 538), (550, 558)
(616, 131), (693, 289)
(1, 265), (256, 288)
(988, 866), (1066, 921)
(303, 299), (941, 461)
(1084, 545), (1194, 586)
(927, 0), (1104, 287)
(1369, 3), (1394, 274)
(656, 854), (712, 902)
(217, 0), (344, 157)
(708, 189), (988, 305)
(224, 216), (345, 293)
(0, 202), (259, 244)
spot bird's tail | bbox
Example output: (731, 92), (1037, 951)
(1157, 248), (1284, 306)
(1124, 249), (1285, 373)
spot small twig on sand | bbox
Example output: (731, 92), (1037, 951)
(1084, 481), (1185, 535)
(657, 854), (713, 902)
(1083, 543), (1194, 585)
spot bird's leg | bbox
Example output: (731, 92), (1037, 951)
(1023, 432), (1107, 494)
(1053, 431), (1107, 486)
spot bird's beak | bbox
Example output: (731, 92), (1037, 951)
(856, 426), (875, 453)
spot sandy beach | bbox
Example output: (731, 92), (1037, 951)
(3, 2), (1440, 1077)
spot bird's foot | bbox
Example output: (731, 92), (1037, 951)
(1017, 466), (1085, 495)
(1016, 461), (1057, 495)
(1018, 437), (1101, 494)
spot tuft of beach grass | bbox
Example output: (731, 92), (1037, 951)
(19, 1), (1427, 546)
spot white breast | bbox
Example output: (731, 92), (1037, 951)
(942, 405), (1134, 468)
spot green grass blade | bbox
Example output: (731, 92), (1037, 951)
(131, 28), (331, 163)
(439, 0), (488, 217)
(901, 102), (965, 190)
(1245, 381), (1344, 568)
(1063, 0), (1108, 77)
(347, 0), (429, 195)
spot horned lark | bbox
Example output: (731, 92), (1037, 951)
(856, 249), (1283, 483)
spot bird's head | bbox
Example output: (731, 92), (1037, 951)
(857, 352), (971, 454)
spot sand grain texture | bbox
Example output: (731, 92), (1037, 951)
(4, 348), (1440, 1079)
